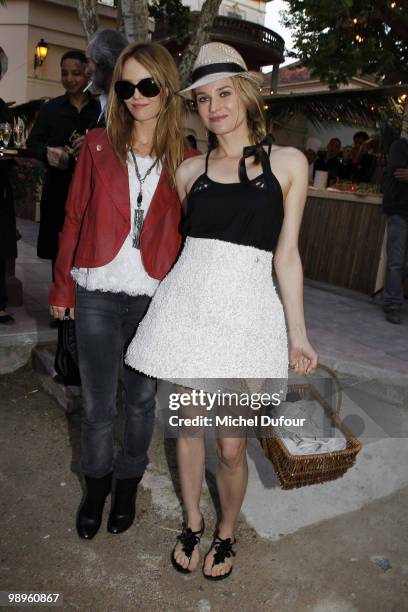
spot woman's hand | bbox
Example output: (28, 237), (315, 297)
(288, 337), (318, 375)
(72, 136), (85, 160)
(394, 168), (408, 182)
(46, 147), (69, 170)
(50, 306), (75, 320)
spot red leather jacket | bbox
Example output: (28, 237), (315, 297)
(49, 129), (199, 307)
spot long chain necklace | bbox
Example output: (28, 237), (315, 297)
(130, 149), (158, 249)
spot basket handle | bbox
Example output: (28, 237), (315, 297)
(315, 363), (342, 415)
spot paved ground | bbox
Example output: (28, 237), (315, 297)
(1, 220), (407, 610)
(1, 219), (407, 379)
(0, 367), (407, 612)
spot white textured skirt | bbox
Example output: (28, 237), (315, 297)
(125, 237), (288, 387)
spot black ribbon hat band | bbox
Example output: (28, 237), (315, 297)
(191, 62), (246, 84)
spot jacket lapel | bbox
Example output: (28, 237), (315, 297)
(142, 162), (174, 233)
(143, 149), (200, 231)
(86, 135), (199, 230)
(89, 131), (130, 224)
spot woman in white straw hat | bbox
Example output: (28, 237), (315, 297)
(126, 42), (318, 579)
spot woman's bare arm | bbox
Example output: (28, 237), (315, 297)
(273, 148), (318, 375)
(176, 155), (206, 213)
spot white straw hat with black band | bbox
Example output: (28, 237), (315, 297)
(178, 42), (263, 98)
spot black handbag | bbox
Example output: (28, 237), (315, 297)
(54, 315), (81, 385)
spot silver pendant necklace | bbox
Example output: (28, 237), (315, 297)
(130, 149), (158, 249)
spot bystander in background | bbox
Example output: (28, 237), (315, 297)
(313, 137), (342, 185)
(26, 51), (99, 284)
(304, 137), (321, 184)
(351, 131), (377, 183)
(85, 29), (128, 128)
(71, 29), (128, 159)
(382, 135), (408, 324)
(0, 72), (17, 323)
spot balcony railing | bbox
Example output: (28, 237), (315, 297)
(211, 16), (284, 59)
(154, 15), (285, 65)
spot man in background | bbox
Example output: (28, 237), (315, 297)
(72, 29), (128, 159)
(27, 51), (99, 282)
(85, 29), (128, 128)
(382, 136), (408, 324)
(313, 137), (342, 185)
(0, 88), (17, 323)
(351, 131), (376, 183)
(304, 136), (321, 184)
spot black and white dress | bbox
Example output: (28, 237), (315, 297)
(125, 139), (288, 387)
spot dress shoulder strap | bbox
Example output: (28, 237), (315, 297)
(262, 137), (274, 183)
(204, 149), (211, 175)
(262, 138), (283, 197)
(239, 134), (275, 184)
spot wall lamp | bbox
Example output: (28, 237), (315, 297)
(34, 38), (48, 69)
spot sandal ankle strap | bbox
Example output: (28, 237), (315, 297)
(177, 518), (205, 559)
(211, 533), (236, 566)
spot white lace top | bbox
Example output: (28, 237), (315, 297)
(71, 152), (161, 297)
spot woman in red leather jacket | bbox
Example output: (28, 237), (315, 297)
(49, 41), (198, 540)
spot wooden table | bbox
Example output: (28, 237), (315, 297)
(299, 187), (386, 294)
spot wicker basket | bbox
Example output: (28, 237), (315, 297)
(259, 365), (362, 489)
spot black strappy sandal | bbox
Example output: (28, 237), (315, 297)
(203, 532), (236, 581)
(171, 518), (205, 574)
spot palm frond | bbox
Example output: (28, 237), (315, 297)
(264, 85), (408, 129)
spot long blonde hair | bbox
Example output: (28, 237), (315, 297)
(106, 42), (185, 187)
(207, 74), (267, 151)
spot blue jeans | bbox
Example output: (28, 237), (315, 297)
(383, 214), (408, 310)
(75, 286), (156, 479)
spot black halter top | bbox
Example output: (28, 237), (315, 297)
(181, 136), (284, 253)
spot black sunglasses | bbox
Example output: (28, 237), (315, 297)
(114, 78), (161, 100)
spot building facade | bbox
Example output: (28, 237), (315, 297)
(0, 0), (283, 147)
(186, 0), (267, 24)
(0, 0), (281, 106)
(0, 0), (122, 105)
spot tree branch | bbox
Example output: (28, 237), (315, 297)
(76, 0), (99, 41)
(178, 0), (222, 88)
(121, 0), (150, 43)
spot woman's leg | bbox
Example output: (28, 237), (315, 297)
(107, 294), (157, 534)
(172, 436), (206, 570)
(75, 288), (123, 478)
(203, 437), (247, 578)
(114, 294), (156, 480)
(74, 287), (125, 538)
(172, 386), (206, 570)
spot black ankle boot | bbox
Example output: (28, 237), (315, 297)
(76, 473), (112, 540)
(107, 476), (142, 534)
